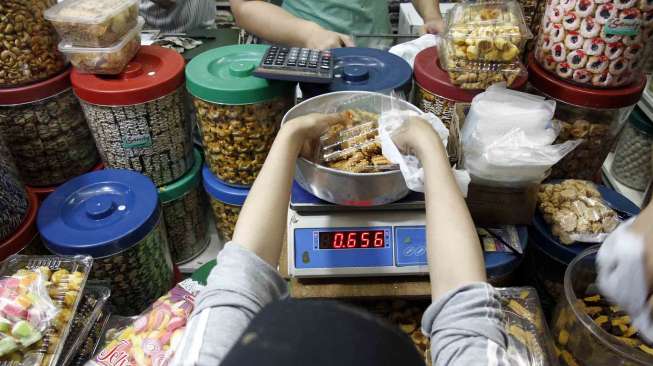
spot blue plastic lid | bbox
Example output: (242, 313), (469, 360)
(531, 182), (640, 264)
(37, 169), (161, 258)
(484, 226), (528, 279)
(202, 165), (249, 206)
(302, 48), (413, 96)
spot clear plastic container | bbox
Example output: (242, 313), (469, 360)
(611, 107), (653, 191)
(528, 56), (646, 181)
(0, 0), (66, 88)
(553, 246), (653, 365)
(439, 0), (532, 89)
(0, 136), (28, 243)
(0, 69), (99, 187)
(533, 0), (650, 88)
(203, 165), (248, 241)
(59, 17), (143, 75)
(0, 255), (93, 366)
(44, 0), (139, 48)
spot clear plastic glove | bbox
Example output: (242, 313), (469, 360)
(378, 111), (470, 195)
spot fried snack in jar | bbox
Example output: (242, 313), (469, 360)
(44, 0), (139, 48)
(202, 165), (248, 242)
(0, 0), (66, 87)
(59, 17), (143, 75)
(439, 0), (532, 89)
(0, 69), (99, 188)
(185, 44), (295, 187)
(611, 106), (653, 191)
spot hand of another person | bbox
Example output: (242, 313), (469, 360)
(391, 116), (446, 159)
(421, 18), (446, 35)
(304, 24), (355, 50)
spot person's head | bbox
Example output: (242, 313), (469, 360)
(221, 299), (426, 366)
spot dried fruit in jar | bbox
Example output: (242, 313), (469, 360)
(45, 0), (139, 47)
(210, 199), (240, 241)
(537, 180), (620, 244)
(0, 0), (66, 87)
(194, 97), (292, 186)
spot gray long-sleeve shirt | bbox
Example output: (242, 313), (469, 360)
(172, 243), (509, 366)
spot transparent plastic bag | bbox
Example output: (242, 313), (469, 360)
(462, 84), (581, 186)
(87, 279), (203, 366)
(537, 180), (621, 245)
(497, 287), (557, 366)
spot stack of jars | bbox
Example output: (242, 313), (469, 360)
(185, 45), (295, 241)
(45, 0), (143, 75)
(70, 45), (209, 265)
(0, 0), (100, 255)
(529, 0), (649, 181)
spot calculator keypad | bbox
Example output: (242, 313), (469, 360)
(255, 46), (334, 83)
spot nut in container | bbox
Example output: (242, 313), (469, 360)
(439, 0), (532, 89)
(44, 0), (140, 48)
(58, 17), (143, 75)
(0, 254), (92, 366)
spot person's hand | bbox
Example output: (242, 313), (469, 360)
(303, 24), (354, 50)
(421, 18), (446, 35)
(391, 116), (446, 159)
(281, 113), (344, 157)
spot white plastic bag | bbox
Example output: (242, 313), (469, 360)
(388, 34), (439, 67)
(461, 84), (581, 186)
(378, 109), (471, 195)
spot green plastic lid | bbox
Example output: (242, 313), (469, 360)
(185, 44), (293, 105)
(630, 106), (653, 136)
(158, 148), (203, 203)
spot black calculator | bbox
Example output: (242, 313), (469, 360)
(254, 46), (334, 84)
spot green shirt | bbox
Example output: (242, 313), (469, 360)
(282, 0), (391, 44)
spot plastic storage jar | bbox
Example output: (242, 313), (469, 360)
(28, 161), (104, 203)
(44, 0), (140, 48)
(0, 68), (99, 187)
(0, 186), (39, 261)
(529, 183), (639, 300)
(528, 55), (646, 181)
(552, 247), (653, 366)
(202, 165), (249, 241)
(0, 0), (66, 88)
(58, 16), (143, 75)
(72, 46), (193, 187)
(186, 44), (294, 187)
(158, 148), (210, 264)
(611, 106), (653, 190)
(533, 0), (651, 88)
(0, 136), (29, 244)
(300, 47), (413, 99)
(38, 169), (175, 316)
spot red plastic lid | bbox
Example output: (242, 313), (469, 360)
(28, 161), (104, 203)
(72, 46), (185, 106)
(0, 189), (38, 261)
(0, 68), (72, 106)
(527, 54), (646, 109)
(413, 47), (528, 103)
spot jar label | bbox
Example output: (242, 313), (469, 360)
(604, 18), (640, 37)
(122, 134), (153, 149)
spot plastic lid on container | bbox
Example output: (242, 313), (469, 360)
(44, 0), (138, 25)
(71, 45), (185, 106)
(527, 54), (646, 109)
(38, 169), (161, 258)
(0, 68), (72, 106)
(531, 182), (640, 264)
(414, 47), (528, 102)
(303, 48), (413, 94)
(159, 148), (203, 203)
(185, 44), (294, 105)
(202, 165), (249, 206)
(0, 189), (39, 261)
(629, 106), (653, 136)
(484, 226), (528, 279)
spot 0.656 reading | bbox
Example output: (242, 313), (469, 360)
(318, 230), (385, 250)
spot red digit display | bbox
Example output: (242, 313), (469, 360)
(318, 230), (386, 250)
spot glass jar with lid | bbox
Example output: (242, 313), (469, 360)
(611, 106), (653, 191)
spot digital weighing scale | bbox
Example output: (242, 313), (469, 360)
(288, 183), (527, 279)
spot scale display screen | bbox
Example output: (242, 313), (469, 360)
(318, 230), (385, 249)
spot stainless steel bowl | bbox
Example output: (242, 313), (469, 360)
(282, 91), (421, 206)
